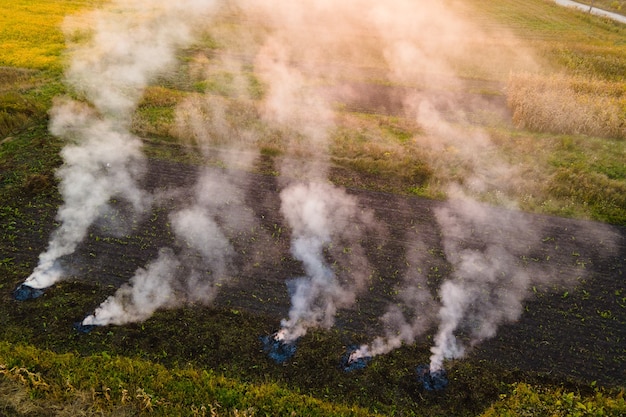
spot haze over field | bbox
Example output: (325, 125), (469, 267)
(15, 0), (621, 375)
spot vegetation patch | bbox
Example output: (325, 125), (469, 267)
(482, 382), (626, 417)
(0, 342), (378, 416)
(507, 72), (626, 139)
(0, 0), (97, 71)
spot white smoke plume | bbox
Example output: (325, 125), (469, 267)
(380, 5), (541, 367)
(428, 190), (620, 371)
(254, 39), (334, 182)
(169, 179), (233, 305)
(240, 1), (350, 342)
(83, 248), (180, 326)
(173, 165), (256, 301)
(351, 235), (438, 360)
(359, 0), (545, 370)
(277, 182), (374, 343)
(24, 100), (149, 289)
(428, 195), (536, 371)
(23, 0), (221, 290)
(81, 44), (261, 326)
(82, 168), (248, 327)
(272, 0), (529, 363)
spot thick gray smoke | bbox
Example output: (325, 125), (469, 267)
(23, 0), (220, 290)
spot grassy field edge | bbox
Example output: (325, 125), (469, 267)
(0, 341), (380, 417)
(1, 341), (624, 417)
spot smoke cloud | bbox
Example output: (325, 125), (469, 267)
(24, 100), (149, 289)
(22, 0), (619, 378)
(428, 191), (620, 371)
(83, 248), (180, 326)
(277, 182), (374, 342)
(81, 55), (261, 326)
(83, 166), (251, 326)
(23, 0), (220, 290)
(272, 0), (616, 372)
(428, 195), (538, 370)
(352, 234), (438, 360)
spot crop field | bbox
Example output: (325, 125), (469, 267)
(0, 0), (625, 416)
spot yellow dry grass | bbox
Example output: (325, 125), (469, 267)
(507, 72), (626, 139)
(0, 0), (98, 71)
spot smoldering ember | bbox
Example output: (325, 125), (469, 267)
(6, 0), (626, 404)
(416, 365), (449, 392)
(261, 331), (298, 364)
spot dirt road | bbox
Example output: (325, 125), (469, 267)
(555, 0), (626, 24)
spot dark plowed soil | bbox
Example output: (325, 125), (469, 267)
(8, 155), (624, 388)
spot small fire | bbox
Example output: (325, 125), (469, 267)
(341, 346), (371, 372)
(13, 284), (45, 301)
(416, 364), (448, 391)
(273, 329), (286, 342)
(73, 314), (99, 333)
(73, 321), (97, 333)
(260, 331), (297, 364)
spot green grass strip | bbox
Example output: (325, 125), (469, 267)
(0, 341), (381, 416)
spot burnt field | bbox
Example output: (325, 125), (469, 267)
(3, 153), (624, 411)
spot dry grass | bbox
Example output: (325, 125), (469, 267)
(330, 113), (432, 192)
(0, 0), (97, 71)
(577, 0), (626, 15)
(507, 72), (626, 139)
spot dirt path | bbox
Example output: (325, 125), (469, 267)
(554, 0), (626, 24)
